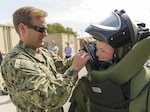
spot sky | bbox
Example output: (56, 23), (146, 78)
(0, 0), (150, 37)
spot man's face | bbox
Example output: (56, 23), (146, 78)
(22, 16), (48, 50)
(96, 41), (115, 62)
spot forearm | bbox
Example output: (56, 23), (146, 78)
(55, 56), (74, 73)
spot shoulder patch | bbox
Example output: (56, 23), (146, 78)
(14, 59), (39, 71)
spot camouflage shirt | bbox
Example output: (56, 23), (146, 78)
(1, 41), (78, 112)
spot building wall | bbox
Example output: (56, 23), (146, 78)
(0, 25), (19, 56)
(44, 33), (79, 58)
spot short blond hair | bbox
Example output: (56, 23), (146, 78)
(13, 6), (48, 33)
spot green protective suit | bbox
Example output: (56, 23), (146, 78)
(69, 36), (150, 112)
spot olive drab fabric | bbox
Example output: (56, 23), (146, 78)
(1, 41), (78, 112)
(90, 36), (150, 84)
(69, 36), (150, 112)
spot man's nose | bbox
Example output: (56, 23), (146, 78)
(42, 30), (48, 36)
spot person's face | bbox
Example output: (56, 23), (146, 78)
(51, 41), (56, 46)
(20, 16), (48, 50)
(96, 41), (115, 62)
(66, 42), (69, 46)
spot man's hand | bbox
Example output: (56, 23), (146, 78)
(71, 50), (91, 72)
(79, 38), (91, 49)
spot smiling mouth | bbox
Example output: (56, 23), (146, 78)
(99, 58), (105, 61)
(39, 39), (44, 42)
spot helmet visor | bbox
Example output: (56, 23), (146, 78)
(91, 12), (121, 31)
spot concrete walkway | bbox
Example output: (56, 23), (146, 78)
(0, 67), (87, 112)
(0, 94), (16, 112)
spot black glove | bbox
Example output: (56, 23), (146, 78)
(82, 41), (100, 70)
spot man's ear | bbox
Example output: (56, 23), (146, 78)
(18, 23), (26, 33)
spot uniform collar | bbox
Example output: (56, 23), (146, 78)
(19, 40), (46, 63)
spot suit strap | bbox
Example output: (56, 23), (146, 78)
(130, 80), (150, 102)
(137, 80), (150, 96)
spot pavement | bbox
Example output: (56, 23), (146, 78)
(0, 94), (16, 112)
(0, 94), (71, 112)
(0, 67), (87, 112)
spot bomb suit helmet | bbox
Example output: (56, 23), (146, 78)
(85, 9), (138, 49)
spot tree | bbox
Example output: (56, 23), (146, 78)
(47, 23), (77, 36)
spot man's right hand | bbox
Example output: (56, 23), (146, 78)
(71, 50), (91, 72)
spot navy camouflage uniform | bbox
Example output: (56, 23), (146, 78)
(1, 41), (78, 112)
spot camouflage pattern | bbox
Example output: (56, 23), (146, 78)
(1, 41), (78, 112)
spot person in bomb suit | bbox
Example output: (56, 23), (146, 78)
(69, 9), (150, 112)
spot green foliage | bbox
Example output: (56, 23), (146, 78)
(47, 23), (77, 36)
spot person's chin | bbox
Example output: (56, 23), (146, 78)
(99, 59), (107, 62)
(39, 41), (44, 46)
(98, 58), (104, 61)
(37, 44), (43, 48)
